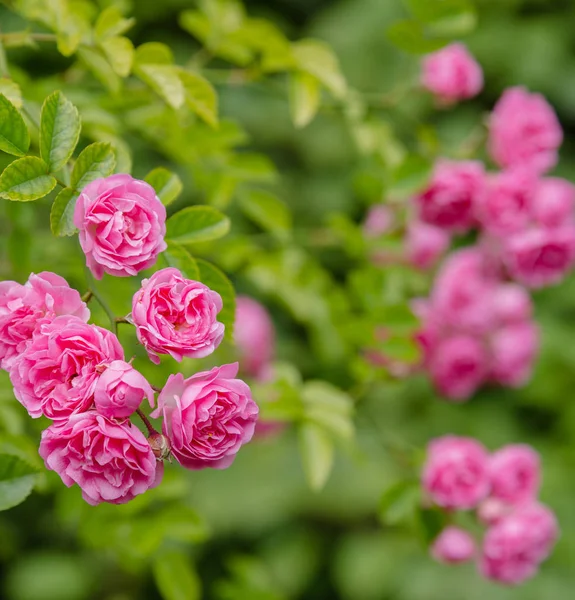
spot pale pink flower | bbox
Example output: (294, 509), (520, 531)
(488, 444), (541, 506)
(532, 177), (575, 228)
(489, 323), (539, 387)
(491, 283), (533, 326)
(431, 526), (476, 564)
(478, 497), (514, 525)
(405, 221), (450, 269)
(362, 204), (394, 238)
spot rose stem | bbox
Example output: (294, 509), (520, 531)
(84, 267), (117, 334)
(136, 408), (157, 436)
(81, 290), (94, 303)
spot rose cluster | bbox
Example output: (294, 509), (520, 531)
(1, 175), (259, 505)
(423, 436), (558, 585)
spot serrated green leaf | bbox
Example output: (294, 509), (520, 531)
(0, 80), (22, 109)
(298, 422), (334, 491)
(0, 453), (39, 511)
(78, 46), (121, 94)
(100, 36), (134, 77)
(70, 142), (116, 191)
(0, 156), (56, 201)
(180, 70), (218, 127)
(292, 39), (347, 99)
(238, 189), (291, 240)
(386, 20), (448, 54)
(379, 480), (421, 525)
(196, 258), (235, 339)
(0, 93), (30, 156)
(153, 551), (201, 600)
(145, 167), (183, 206)
(40, 91), (81, 173)
(94, 6), (135, 40)
(162, 241), (200, 280)
(166, 205), (230, 244)
(50, 187), (79, 236)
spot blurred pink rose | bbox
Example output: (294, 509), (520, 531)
(94, 360), (154, 419)
(362, 204), (394, 238)
(234, 296), (275, 379)
(39, 411), (161, 505)
(478, 497), (514, 525)
(489, 323), (539, 387)
(488, 87), (563, 174)
(422, 435), (490, 509)
(431, 526), (476, 564)
(132, 267), (224, 364)
(405, 221), (450, 269)
(488, 444), (541, 506)
(421, 43), (483, 103)
(0, 272), (89, 370)
(532, 177), (575, 228)
(480, 503), (558, 585)
(415, 160), (485, 232)
(491, 283), (533, 326)
(74, 174), (167, 279)
(10, 315), (123, 421)
(152, 363), (259, 470)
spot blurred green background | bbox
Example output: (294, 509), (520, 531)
(1, 0), (575, 598)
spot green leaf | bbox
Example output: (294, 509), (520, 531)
(166, 206), (230, 244)
(389, 154), (432, 197)
(135, 42), (174, 65)
(100, 36), (134, 78)
(40, 91), (81, 173)
(386, 20), (448, 54)
(298, 422), (334, 491)
(77, 46), (121, 95)
(301, 381), (354, 441)
(50, 187), (79, 236)
(238, 189), (291, 240)
(0, 453), (39, 511)
(0, 157), (56, 201)
(415, 507), (448, 545)
(379, 480), (421, 525)
(0, 93), (30, 156)
(196, 258), (235, 339)
(162, 241), (200, 280)
(379, 335), (421, 364)
(0, 80), (22, 109)
(406, 0), (477, 36)
(292, 39), (347, 99)
(289, 71), (320, 129)
(70, 142), (116, 191)
(145, 167), (183, 206)
(179, 70), (218, 127)
(94, 6), (135, 40)
(137, 64), (185, 110)
(153, 551), (201, 600)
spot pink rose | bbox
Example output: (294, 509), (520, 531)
(0, 272), (89, 370)
(152, 363), (258, 470)
(422, 435), (490, 509)
(10, 315), (123, 421)
(415, 160), (485, 232)
(488, 445), (540, 506)
(532, 177), (575, 228)
(491, 283), (533, 326)
(431, 526), (476, 564)
(489, 323), (539, 387)
(132, 267), (224, 364)
(362, 204), (394, 238)
(39, 411), (161, 505)
(488, 87), (563, 175)
(421, 43), (483, 103)
(405, 221), (450, 269)
(234, 296), (275, 379)
(478, 497), (514, 525)
(74, 174), (167, 279)
(94, 360), (154, 419)
(480, 503), (559, 585)
(504, 224), (575, 288)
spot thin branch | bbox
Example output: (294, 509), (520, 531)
(136, 408), (157, 436)
(81, 290), (93, 303)
(84, 267), (117, 334)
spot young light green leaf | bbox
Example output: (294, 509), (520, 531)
(77, 46), (121, 95)
(100, 36), (134, 77)
(50, 187), (79, 236)
(238, 189), (291, 240)
(299, 422), (334, 492)
(292, 39), (347, 99)
(0, 157), (56, 201)
(135, 42), (174, 65)
(136, 64), (185, 110)
(70, 142), (116, 191)
(153, 551), (201, 600)
(386, 20), (448, 54)
(166, 206), (230, 244)
(379, 480), (421, 525)
(145, 167), (183, 206)
(95, 6), (136, 40)
(0, 453), (39, 511)
(196, 258), (235, 339)
(289, 71), (320, 128)
(179, 70), (218, 127)
(0, 80), (22, 109)
(0, 93), (30, 156)
(162, 241), (200, 280)
(40, 91), (81, 173)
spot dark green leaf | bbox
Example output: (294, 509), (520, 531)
(70, 142), (116, 191)
(153, 551), (201, 600)
(415, 507), (448, 545)
(379, 480), (421, 525)
(162, 241), (200, 280)
(0, 93), (30, 156)
(0, 453), (39, 511)
(196, 258), (235, 339)
(0, 157), (56, 201)
(145, 167), (183, 206)
(50, 187), (79, 236)
(166, 205), (230, 244)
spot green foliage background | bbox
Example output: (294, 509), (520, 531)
(1, 0), (575, 599)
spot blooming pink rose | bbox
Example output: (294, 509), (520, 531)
(39, 411), (161, 505)
(0, 272), (89, 370)
(488, 87), (563, 174)
(10, 315), (123, 421)
(504, 224), (575, 288)
(152, 363), (259, 470)
(489, 323), (539, 387)
(478, 497), (514, 525)
(415, 160), (485, 232)
(132, 268), (224, 364)
(94, 360), (154, 419)
(421, 43), (483, 103)
(480, 503), (559, 584)
(234, 296), (275, 379)
(422, 435), (490, 509)
(491, 283), (533, 326)
(431, 526), (476, 564)
(532, 177), (575, 228)
(74, 174), (167, 279)
(488, 445), (540, 506)
(362, 204), (394, 238)
(405, 221), (450, 269)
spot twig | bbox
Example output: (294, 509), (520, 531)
(136, 408), (157, 436)
(81, 290), (93, 303)
(84, 267), (117, 334)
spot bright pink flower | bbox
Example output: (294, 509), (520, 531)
(422, 435), (490, 509)
(489, 323), (539, 387)
(491, 283), (533, 326)
(0, 272), (89, 370)
(488, 445), (540, 506)
(532, 177), (575, 228)
(480, 503), (559, 585)
(488, 87), (563, 175)
(152, 363), (259, 470)
(363, 204), (394, 238)
(431, 526), (476, 564)
(478, 497), (514, 525)
(94, 360), (154, 419)
(234, 296), (275, 379)
(415, 160), (485, 232)
(10, 315), (123, 421)
(421, 43), (483, 103)
(132, 268), (224, 364)
(39, 411), (161, 505)
(74, 174), (167, 279)
(405, 221), (450, 269)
